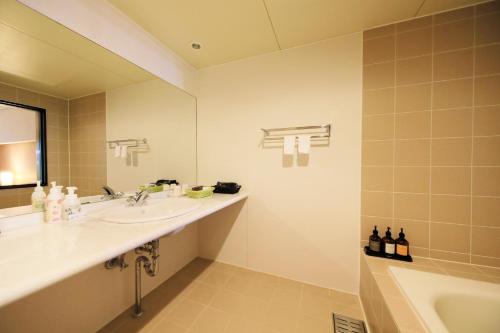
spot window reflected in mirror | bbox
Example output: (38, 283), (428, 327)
(0, 100), (47, 188)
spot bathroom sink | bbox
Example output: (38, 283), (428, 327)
(90, 197), (201, 224)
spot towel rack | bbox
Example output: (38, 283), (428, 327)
(261, 124), (331, 141)
(106, 138), (148, 149)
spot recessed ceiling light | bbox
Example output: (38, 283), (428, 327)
(191, 42), (201, 50)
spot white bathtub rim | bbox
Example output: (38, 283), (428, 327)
(389, 265), (500, 333)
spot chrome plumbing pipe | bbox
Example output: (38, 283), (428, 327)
(133, 239), (160, 317)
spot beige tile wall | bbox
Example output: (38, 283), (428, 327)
(0, 82), (69, 208)
(361, 2), (500, 267)
(69, 93), (107, 197)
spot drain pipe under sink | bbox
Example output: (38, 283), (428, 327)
(133, 239), (160, 317)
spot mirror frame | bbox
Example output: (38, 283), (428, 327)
(0, 100), (47, 189)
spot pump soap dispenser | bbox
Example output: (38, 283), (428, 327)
(63, 187), (82, 221)
(44, 182), (63, 223)
(382, 227), (395, 257)
(369, 225), (382, 253)
(396, 228), (410, 257)
(31, 180), (46, 212)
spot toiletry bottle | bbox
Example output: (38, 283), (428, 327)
(396, 228), (410, 257)
(31, 180), (46, 212)
(62, 187), (82, 221)
(368, 225), (382, 252)
(382, 227), (395, 257)
(44, 182), (63, 223)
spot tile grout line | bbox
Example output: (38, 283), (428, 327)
(429, 14), (434, 258)
(391, 21), (397, 239)
(362, 213), (500, 229)
(469, 6), (477, 265)
(364, 41), (500, 66)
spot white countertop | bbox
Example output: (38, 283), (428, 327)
(0, 192), (248, 308)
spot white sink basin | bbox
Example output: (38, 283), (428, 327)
(90, 197), (201, 224)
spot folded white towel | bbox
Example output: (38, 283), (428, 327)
(120, 145), (128, 158)
(114, 145), (121, 158)
(298, 135), (311, 154)
(283, 135), (295, 155)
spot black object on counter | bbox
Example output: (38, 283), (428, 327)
(155, 179), (178, 186)
(213, 182), (241, 194)
(364, 246), (413, 262)
(368, 225), (381, 253)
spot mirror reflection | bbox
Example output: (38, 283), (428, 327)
(0, 101), (46, 188)
(0, 0), (197, 212)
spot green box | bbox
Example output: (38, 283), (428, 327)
(186, 187), (214, 199)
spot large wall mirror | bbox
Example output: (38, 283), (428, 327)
(0, 100), (47, 188)
(0, 0), (197, 211)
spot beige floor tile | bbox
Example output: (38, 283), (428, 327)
(243, 278), (277, 302)
(165, 298), (205, 329)
(190, 307), (231, 333)
(224, 315), (279, 333)
(300, 293), (332, 319)
(150, 319), (186, 333)
(302, 283), (331, 299)
(295, 314), (332, 333)
(200, 269), (232, 287)
(271, 287), (302, 310)
(185, 281), (218, 305)
(265, 303), (300, 332)
(210, 288), (245, 313)
(330, 290), (360, 308)
(235, 295), (270, 322)
(278, 277), (304, 293)
(100, 259), (365, 333)
(224, 274), (253, 294)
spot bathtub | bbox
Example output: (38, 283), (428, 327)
(389, 266), (500, 333)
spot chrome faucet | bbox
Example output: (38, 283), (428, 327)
(101, 185), (124, 200)
(126, 188), (150, 207)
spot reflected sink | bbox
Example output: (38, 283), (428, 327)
(90, 197), (201, 224)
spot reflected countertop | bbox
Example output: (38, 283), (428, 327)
(0, 192), (248, 308)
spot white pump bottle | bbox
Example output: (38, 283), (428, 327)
(31, 180), (46, 212)
(44, 182), (63, 223)
(63, 186), (82, 221)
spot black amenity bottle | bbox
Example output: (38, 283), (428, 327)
(382, 227), (395, 257)
(369, 226), (382, 253)
(396, 228), (410, 257)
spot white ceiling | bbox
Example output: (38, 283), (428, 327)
(108, 0), (487, 69)
(0, 0), (155, 99)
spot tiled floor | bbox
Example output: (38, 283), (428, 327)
(99, 258), (363, 333)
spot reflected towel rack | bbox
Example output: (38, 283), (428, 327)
(106, 138), (147, 149)
(261, 124), (331, 141)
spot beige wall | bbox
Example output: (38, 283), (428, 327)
(106, 79), (197, 191)
(361, 2), (500, 267)
(69, 93), (107, 197)
(0, 82), (69, 208)
(197, 33), (363, 293)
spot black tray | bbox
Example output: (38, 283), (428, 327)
(364, 246), (413, 262)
